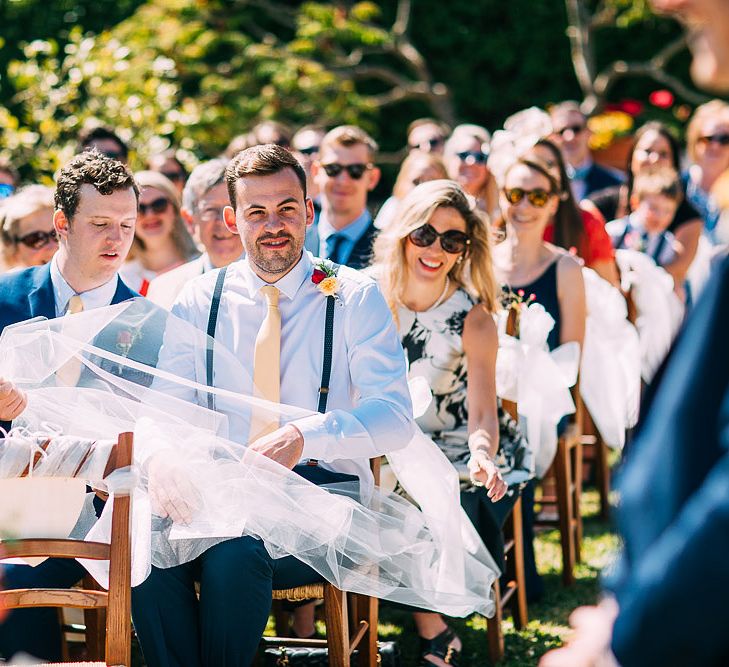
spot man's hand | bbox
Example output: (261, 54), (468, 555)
(0, 378), (27, 422)
(539, 598), (619, 667)
(248, 423), (304, 470)
(147, 452), (201, 525)
(467, 450), (508, 502)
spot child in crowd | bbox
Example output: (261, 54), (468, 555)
(606, 168), (683, 269)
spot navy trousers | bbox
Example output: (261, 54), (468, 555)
(132, 464), (358, 667)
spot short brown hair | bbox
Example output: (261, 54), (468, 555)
(406, 117), (450, 140)
(632, 168), (683, 204)
(319, 125), (378, 161)
(54, 149), (138, 220)
(225, 144), (307, 210)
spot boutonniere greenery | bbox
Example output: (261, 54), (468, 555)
(311, 260), (340, 299)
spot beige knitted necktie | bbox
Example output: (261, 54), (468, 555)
(249, 285), (281, 441)
(57, 295), (85, 386)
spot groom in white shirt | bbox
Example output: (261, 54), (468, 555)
(131, 144), (413, 667)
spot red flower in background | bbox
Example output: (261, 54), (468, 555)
(649, 89), (674, 109)
(617, 99), (644, 116)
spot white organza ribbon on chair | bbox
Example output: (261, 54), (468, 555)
(495, 303), (580, 477)
(580, 268), (641, 449)
(615, 249), (684, 383)
(0, 299), (498, 618)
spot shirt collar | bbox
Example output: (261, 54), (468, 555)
(236, 250), (313, 302)
(50, 254), (119, 313)
(318, 209), (371, 242)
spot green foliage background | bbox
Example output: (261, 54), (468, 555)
(0, 0), (701, 181)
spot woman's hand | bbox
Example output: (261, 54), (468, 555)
(467, 450), (508, 502)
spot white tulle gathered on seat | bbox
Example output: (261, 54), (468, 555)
(615, 249), (684, 383)
(495, 303), (580, 477)
(580, 268), (642, 449)
(0, 298), (498, 618)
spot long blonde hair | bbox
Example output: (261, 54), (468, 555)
(373, 179), (499, 322)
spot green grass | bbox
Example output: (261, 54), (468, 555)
(376, 489), (619, 666)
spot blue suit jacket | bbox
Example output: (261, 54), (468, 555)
(0, 263), (138, 431)
(606, 253), (729, 666)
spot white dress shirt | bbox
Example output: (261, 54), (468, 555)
(50, 254), (119, 316)
(156, 250), (414, 492)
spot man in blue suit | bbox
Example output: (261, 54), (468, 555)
(0, 149), (139, 661)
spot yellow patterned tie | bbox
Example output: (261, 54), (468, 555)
(57, 295), (85, 386)
(250, 285), (281, 441)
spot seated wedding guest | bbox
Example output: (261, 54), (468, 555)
(0, 158), (20, 199)
(130, 144), (414, 667)
(590, 122), (702, 291)
(148, 149), (189, 197)
(373, 179), (532, 666)
(607, 169), (683, 272)
(444, 124), (500, 222)
(528, 138), (619, 286)
(147, 159), (243, 309)
(492, 156), (586, 600)
(685, 99), (729, 240)
(0, 149), (139, 662)
(374, 152), (448, 230)
(292, 125), (326, 206)
(77, 124), (129, 164)
(306, 125), (381, 269)
(120, 170), (199, 295)
(549, 101), (623, 200)
(407, 117), (450, 155)
(0, 185), (57, 271)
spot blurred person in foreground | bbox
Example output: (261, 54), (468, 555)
(147, 159), (243, 309)
(540, 0), (729, 664)
(291, 125), (326, 208)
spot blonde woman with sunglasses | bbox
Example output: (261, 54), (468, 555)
(373, 179), (533, 667)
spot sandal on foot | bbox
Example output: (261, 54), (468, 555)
(418, 626), (461, 666)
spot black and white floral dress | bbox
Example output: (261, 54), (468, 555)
(398, 288), (533, 493)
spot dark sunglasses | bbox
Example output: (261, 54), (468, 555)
(555, 124), (586, 137)
(699, 133), (729, 147)
(408, 223), (470, 254)
(138, 197), (171, 216)
(161, 171), (186, 183)
(456, 150), (488, 164)
(503, 187), (554, 208)
(297, 145), (320, 156)
(321, 163), (373, 179)
(14, 229), (58, 249)
(410, 137), (444, 151)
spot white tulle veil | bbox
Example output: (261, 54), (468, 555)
(0, 298), (498, 618)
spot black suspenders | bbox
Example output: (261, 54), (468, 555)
(205, 265), (338, 415)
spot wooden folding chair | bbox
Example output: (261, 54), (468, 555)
(0, 432), (134, 667)
(264, 458), (381, 667)
(486, 306), (529, 662)
(536, 390), (584, 586)
(581, 409), (611, 521)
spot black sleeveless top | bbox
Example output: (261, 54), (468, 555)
(507, 260), (561, 351)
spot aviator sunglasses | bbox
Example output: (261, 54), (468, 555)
(456, 150), (488, 164)
(14, 229), (58, 249)
(503, 187), (554, 208)
(321, 163), (373, 179)
(408, 223), (470, 254)
(555, 124), (586, 137)
(138, 197), (171, 216)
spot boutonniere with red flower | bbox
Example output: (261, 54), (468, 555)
(311, 260), (340, 299)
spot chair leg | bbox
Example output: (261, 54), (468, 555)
(596, 435), (611, 521)
(82, 576), (105, 660)
(554, 439), (576, 586)
(486, 580), (504, 663)
(508, 498), (528, 630)
(324, 584), (350, 667)
(572, 441), (583, 564)
(349, 593), (378, 667)
(271, 600), (290, 636)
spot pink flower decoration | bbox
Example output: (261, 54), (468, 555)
(649, 90), (674, 109)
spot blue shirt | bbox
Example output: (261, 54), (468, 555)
(317, 209), (372, 265)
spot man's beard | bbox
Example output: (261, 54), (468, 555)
(249, 233), (302, 275)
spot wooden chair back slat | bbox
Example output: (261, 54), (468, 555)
(1, 539), (110, 560)
(0, 589), (107, 609)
